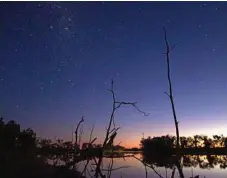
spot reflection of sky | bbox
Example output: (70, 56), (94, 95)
(106, 155), (227, 178)
(75, 154), (227, 178)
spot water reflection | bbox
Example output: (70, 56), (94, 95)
(46, 153), (227, 177)
(183, 155), (227, 169)
(143, 154), (227, 170)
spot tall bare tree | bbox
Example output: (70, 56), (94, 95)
(163, 27), (184, 178)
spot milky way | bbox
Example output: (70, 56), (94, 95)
(0, 2), (227, 147)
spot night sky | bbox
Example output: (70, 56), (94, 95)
(0, 2), (227, 147)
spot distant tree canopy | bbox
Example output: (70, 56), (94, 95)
(0, 117), (122, 157)
(141, 135), (176, 156)
(0, 117), (36, 154)
(0, 117), (83, 178)
(140, 134), (227, 154)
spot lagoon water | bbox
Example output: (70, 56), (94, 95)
(76, 153), (227, 178)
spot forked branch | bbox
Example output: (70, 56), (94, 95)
(94, 79), (148, 178)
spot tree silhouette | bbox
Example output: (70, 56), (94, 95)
(0, 117), (83, 178)
(163, 27), (184, 178)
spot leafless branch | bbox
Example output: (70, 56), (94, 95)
(163, 26), (184, 178)
(89, 124), (95, 143)
(94, 79), (148, 178)
(170, 42), (178, 51)
(109, 127), (120, 135)
(73, 116), (84, 169)
(131, 102), (150, 116)
(75, 116), (84, 147)
(164, 92), (170, 98)
(115, 101), (150, 116)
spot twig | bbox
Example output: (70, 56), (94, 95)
(115, 101), (150, 116)
(164, 92), (170, 98)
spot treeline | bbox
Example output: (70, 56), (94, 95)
(0, 117), (100, 155)
(141, 135), (227, 156)
(0, 117), (74, 155)
(0, 117), (130, 161)
(0, 117), (84, 178)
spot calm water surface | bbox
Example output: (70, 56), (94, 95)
(77, 153), (227, 178)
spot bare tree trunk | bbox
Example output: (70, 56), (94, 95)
(163, 27), (184, 178)
(73, 117), (84, 169)
(94, 79), (148, 178)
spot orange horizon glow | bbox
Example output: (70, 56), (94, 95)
(37, 117), (227, 149)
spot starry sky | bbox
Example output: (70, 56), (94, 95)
(0, 2), (227, 147)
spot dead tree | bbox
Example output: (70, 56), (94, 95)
(163, 27), (184, 178)
(94, 79), (149, 178)
(72, 117), (84, 169)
